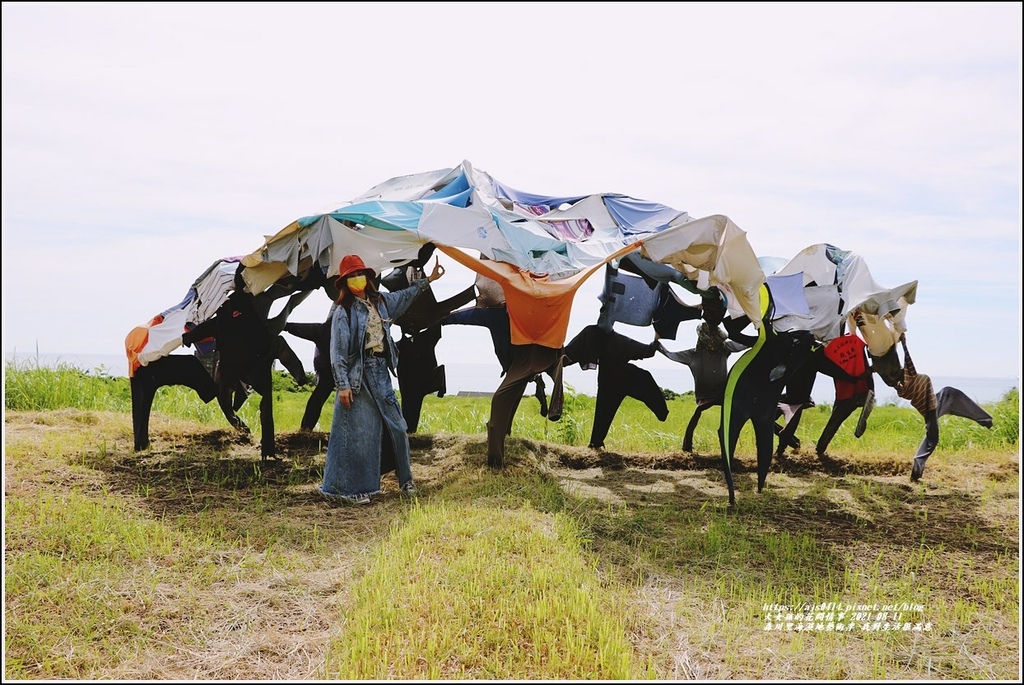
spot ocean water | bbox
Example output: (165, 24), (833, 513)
(4, 351), (1019, 407)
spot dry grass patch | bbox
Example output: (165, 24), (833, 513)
(4, 409), (1019, 680)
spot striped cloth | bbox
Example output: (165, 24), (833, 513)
(896, 341), (937, 415)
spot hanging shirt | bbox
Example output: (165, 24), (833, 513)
(437, 242), (640, 349)
(849, 309), (901, 357)
(824, 334), (870, 401)
(596, 268), (662, 329)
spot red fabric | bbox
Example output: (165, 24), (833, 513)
(824, 334), (869, 401)
(336, 254), (374, 281)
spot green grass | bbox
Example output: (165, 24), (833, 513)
(328, 500), (651, 680)
(4, 489), (230, 678)
(3, 362), (1020, 679)
(3, 360), (133, 413)
(6, 360), (1014, 454)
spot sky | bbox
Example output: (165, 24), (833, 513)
(2, 2), (1021, 397)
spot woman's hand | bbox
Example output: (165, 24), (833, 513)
(428, 257), (445, 283)
(338, 388), (353, 409)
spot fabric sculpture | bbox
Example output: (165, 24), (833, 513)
(563, 324), (667, 449)
(440, 302), (551, 418)
(657, 324), (748, 452)
(128, 162), (766, 476)
(437, 243), (641, 467)
(284, 308), (336, 432)
(128, 354), (219, 452)
(127, 258), (317, 454)
(862, 322), (993, 481)
(595, 265), (703, 339)
(181, 277), (307, 459)
(122, 161), (979, 507)
(815, 332), (875, 459)
(772, 341), (864, 460)
(380, 246), (476, 433)
(719, 284), (820, 506)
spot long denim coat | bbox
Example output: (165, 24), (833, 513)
(320, 279), (429, 499)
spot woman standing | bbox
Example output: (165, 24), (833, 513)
(319, 253), (445, 505)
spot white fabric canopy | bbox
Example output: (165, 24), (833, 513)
(774, 242), (918, 342)
(127, 162), (925, 368)
(639, 214), (765, 326)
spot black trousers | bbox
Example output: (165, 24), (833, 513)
(397, 324), (446, 434)
(487, 344), (564, 468)
(815, 394), (867, 456)
(590, 364), (668, 448)
(131, 355), (218, 451)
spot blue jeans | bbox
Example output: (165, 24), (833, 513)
(321, 356), (413, 498)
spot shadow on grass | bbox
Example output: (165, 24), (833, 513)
(95, 427), (1016, 568)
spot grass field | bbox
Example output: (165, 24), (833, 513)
(3, 364), (1020, 680)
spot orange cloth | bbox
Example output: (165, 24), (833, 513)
(124, 314), (162, 377)
(437, 243), (641, 349)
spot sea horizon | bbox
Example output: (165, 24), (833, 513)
(4, 350), (1019, 408)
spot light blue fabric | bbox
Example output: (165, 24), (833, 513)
(603, 196), (687, 234)
(329, 201), (424, 231)
(322, 280), (429, 498)
(758, 256), (790, 276)
(421, 170), (471, 203)
(421, 186), (472, 207)
(766, 273), (811, 318)
(490, 180), (587, 208)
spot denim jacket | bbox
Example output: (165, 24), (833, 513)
(331, 279), (429, 394)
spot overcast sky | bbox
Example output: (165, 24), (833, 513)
(3, 2), (1021, 392)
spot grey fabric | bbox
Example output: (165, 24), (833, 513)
(659, 338), (747, 404)
(935, 386), (993, 425)
(911, 386), (994, 481)
(475, 272), (506, 308)
(772, 284), (843, 342)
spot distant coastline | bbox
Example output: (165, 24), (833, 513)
(4, 351), (1019, 407)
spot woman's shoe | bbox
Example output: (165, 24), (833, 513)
(319, 487), (371, 506)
